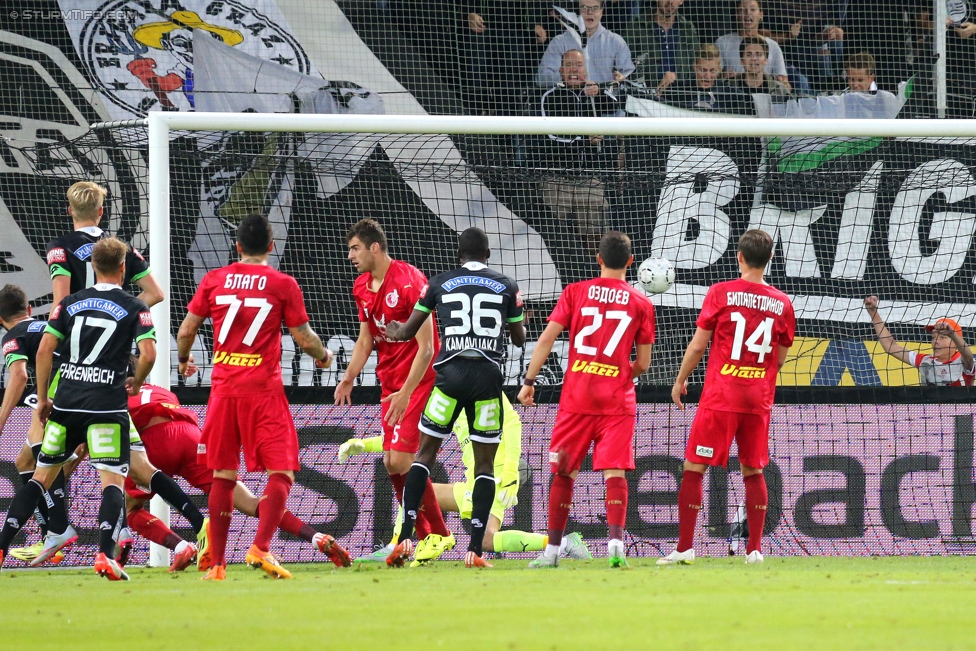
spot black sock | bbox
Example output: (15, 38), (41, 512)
(468, 475), (496, 556)
(20, 470), (49, 537)
(98, 485), (126, 556)
(0, 480), (45, 553)
(400, 463), (430, 542)
(149, 470), (205, 532)
(45, 471), (70, 536)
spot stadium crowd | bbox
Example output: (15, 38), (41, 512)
(386, 0), (974, 117)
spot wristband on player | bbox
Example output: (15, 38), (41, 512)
(522, 377), (536, 386)
(177, 354), (190, 364)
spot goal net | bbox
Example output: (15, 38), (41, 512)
(3, 112), (976, 565)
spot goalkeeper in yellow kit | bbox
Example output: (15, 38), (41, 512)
(340, 395), (592, 564)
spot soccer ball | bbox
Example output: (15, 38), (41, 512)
(637, 257), (675, 294)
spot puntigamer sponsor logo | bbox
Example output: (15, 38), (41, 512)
(441, 276), (506, 293)
(67, 298), (128, 320)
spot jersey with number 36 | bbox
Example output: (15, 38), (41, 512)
(697, 279), (796, 415)
(549, 278), (655, 416)
(187, 262), (310, 398)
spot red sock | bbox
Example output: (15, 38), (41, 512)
(743, 473), (768, 554)
(390, 473), (405, 502)
(257, 503), (317, 543)
(605, 476), (628, 540)
(253, 473), (293, 553)
(128, 508), (181, 550)
(548, 474), (575, 547)
(677, 470), (704, 552)
(208, 477), (236, 567)
(419, 478), (450, 537)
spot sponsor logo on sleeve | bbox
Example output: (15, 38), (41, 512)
(132, 249), (145, 261)
(419, 284), (429, 299)
(47, 248), (66, 264)
(2, 340), (19, 355)
(696, 445), (714, 458)
(139, 311), (153, 327)
(515, 290), (524, 308)
(51, 305), (61, 319)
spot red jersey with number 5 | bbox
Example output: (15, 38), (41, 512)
(697, 279), (796, 414)
(187, 262), (310, 397)
(353, 259), (437, 392)
(548, 278), (655, 416)
(128, 383), (198, 431)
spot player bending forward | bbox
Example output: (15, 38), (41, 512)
(177, 214), (334, 581)
(339, 395), (593, 561)
(864, 296), (974, 386)
(125, 381), (350, 571)
(519, 231), (655, 569)
(0, 238), (158, 580)
(659, 229), (795, 566)
(385, 227), (525, 568)
(335, 218), (453, 564)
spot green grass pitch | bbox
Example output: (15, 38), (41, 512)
(2, 557), (972, 650)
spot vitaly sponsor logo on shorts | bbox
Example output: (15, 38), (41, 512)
(696, 445), (714, 458)
(720, 364), (767, 379)
(571, 359), (620, 377)
(549, 452), (560, 463)
(197, 444), (206, 454)
(212, 351), (263, 367)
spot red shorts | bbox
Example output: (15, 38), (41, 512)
(685, 407), (770, 469)
(125, 421), (213, 500)
(199, 393), (299, 473)
(549, 410), (636, 474)
(380, 381), (433, 454)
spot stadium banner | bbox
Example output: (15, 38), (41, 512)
(2, 403), (974, 566)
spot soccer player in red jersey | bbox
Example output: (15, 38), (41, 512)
(124, 381), (350, 571)
(334, 219), (453, 564)
(658, 229), (796, 566)
(177, 214), (334, 580)
(519, 231), (655, 568)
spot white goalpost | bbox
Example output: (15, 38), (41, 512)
(144, 112), (976, 567)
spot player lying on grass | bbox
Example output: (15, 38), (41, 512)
(519, 231), (655, 569)
(124, 378), (351, 571)
(335, 219), (454, 566)
(384, 227), (526, 568)
(0, 239), (158, 580)
(1, 284), (206, 568)
(660, 229), (795, 566)
(178, 214), (334, 581)
(864, 296), (974, 386)
(339, 394), (592, 562)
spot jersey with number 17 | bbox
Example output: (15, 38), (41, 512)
(697, 278), (796, 415)
(549, 278), (655, 416)
(187, 262), (310, 398)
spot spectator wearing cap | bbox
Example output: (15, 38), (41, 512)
(864, 295), (975, 386)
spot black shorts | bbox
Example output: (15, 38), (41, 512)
(419, 357), (504, 443)
(38, 409), (131, 476)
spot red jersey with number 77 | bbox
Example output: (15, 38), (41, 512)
(187, 262), (310, 398)
(697, 278), (796, 415)
(548, 278), (656, 416)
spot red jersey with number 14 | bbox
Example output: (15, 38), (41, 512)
(128, 383), (198, 431)
(549, 278), (655, 416)
(187, 262), (309, 397)
(353, 259), (437, 392)
(697, 279), (796, 415)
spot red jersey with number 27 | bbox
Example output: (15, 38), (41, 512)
(697, 279), (796, 415)
(353, 259), (437, 392)
(188, 262), (309, 397)
(128, 383), (198, 431)
(549, 278), (656, 416)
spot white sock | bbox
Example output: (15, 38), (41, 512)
(544, 544), (560, 558)
(312, 532), (325, 549)
(608, 539), (624, 555)
(174, 540), (190, 554)
(559, 537), (568, 552)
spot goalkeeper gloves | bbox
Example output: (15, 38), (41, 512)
(497, 471), (520, 509)
(338, 438), (366, 463)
